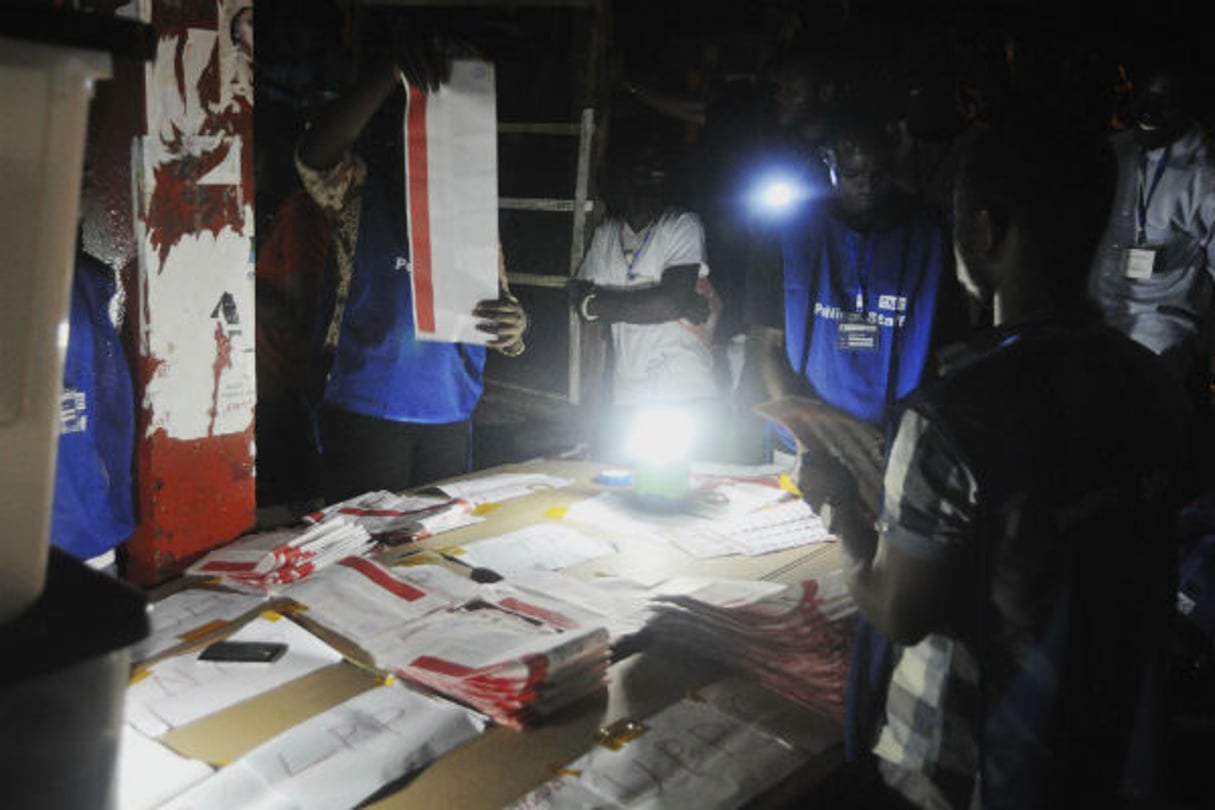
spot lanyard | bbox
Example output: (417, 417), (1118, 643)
(620, 222), (656, 279)
(1137, 144), (1171, 245)
(845, 230), (877, 310)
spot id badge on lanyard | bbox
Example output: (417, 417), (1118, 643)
(838, 235), (880, 351)
(1123, 145), (1170, 280)
(838, 291), (879, 352)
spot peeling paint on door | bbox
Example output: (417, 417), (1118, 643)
(126, 0), (256, 585)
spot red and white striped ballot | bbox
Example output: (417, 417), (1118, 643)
(404, 59), (501, 344)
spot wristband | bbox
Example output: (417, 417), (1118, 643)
(579, 292), (600, 322)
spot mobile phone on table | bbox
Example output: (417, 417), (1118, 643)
(198, 640), (288, 663)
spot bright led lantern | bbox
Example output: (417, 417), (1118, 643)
(625, 408), (693, 465)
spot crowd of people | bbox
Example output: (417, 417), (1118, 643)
(563, 24), (1215, 809)
(50, 4), (1214, 806)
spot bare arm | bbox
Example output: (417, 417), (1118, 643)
(573, 264), (710, 325)
(804, 408), (974, 646)
(750, 325), (816, 401)
(299, 63), (400, 171)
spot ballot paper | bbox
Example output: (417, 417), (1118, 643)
(281, 558), (479, 661)
(159, 681), (485, 810)
(116, 725), (213, 810)
(185, 520), (375, 591)
(132, 589), (267, 664)
(436, 472), (573, 506)
(647, 572), (857, 721)
(496, 570), (657, 644)
(506, 689), (808, 809)
(565, 486), (832, 560)
(405, 59), (500, 344)
(389, 605), (611, 729)
(562, 493), (696, 545)
(670, 499), (834, 559)
(303, 489), (481, 543)
(754, 396), (886, 514)
(125, 614), (344, 738)
(447, 523), (616, 577)
(282, 557), (612, 729)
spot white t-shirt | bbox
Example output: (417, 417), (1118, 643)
(578, 210), (718, 405)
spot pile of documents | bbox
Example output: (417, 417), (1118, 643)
(283, 558), (611, 729)
(305, 489), (481, 544)
(186, 519), (375, 589)
(646, 573), (857, 721)
(396, 606), (611, 729)
(509, 678), (818, 810)
(157, 681), (485, 810)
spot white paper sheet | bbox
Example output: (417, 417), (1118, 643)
(281, 560), (478, 660)
(125, 615), (343, 738)
(132, 589), (266, 664)
(405, 59), (500, 344)
(506, 695), (808, 810)
(499, 571), (656, 642)
(160, 682), (485, 810)
(449, 524), (615, 577)
(117, 725), (213, 810)
(436, 472), (572, 506)
(562, 493), (700, 545)
(671, 499), (833, 559)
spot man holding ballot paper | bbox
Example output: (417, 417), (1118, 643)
(296, 24), (526, 504)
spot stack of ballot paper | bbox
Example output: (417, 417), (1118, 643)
(646, 573), (857, 721)
(395, 609), (611, 730)
(754, 396), (886, 514)
(282, 557), (612, 729)
(186, 519), (374, 589)
(305, 489), (481, 543)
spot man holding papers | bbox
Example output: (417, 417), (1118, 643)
(791, 122), (1194, 808)
(296, 20), (526, 503)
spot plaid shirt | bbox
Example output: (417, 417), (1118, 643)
(871, 406), (982, 810)
(867, 319), (1190, 809)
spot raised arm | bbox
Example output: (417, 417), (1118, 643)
(298, 63), (401, 171)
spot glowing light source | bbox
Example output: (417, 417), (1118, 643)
(748, 170), (815, 218)
(626, 407), (694, 465)
(760, 180), (796, 210)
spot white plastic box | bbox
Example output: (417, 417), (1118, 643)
(0, 37), (111, 623)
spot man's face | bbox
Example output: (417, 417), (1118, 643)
(830, 143), (891, 219)
(775, 74), (813, 128)
(1132, 70), (1190, 149)
(623, 148), (667, 225)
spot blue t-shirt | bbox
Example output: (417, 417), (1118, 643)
(322, 177), (486, 424)
(51, 252), (136, 561)
(780, 199), (949, 425)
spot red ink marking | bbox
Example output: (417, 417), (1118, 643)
(406, 88), (435, 333)
(340, 557), (427, 602)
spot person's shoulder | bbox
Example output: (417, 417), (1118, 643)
(1174, 126), (1215, 174)
(662, 208), (703, 228)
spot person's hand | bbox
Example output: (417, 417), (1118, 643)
(474, 296), (527, 355)
(658, 263), (710, 323)
(384, 13), (453, 92)
(796, 451), (859, 515)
